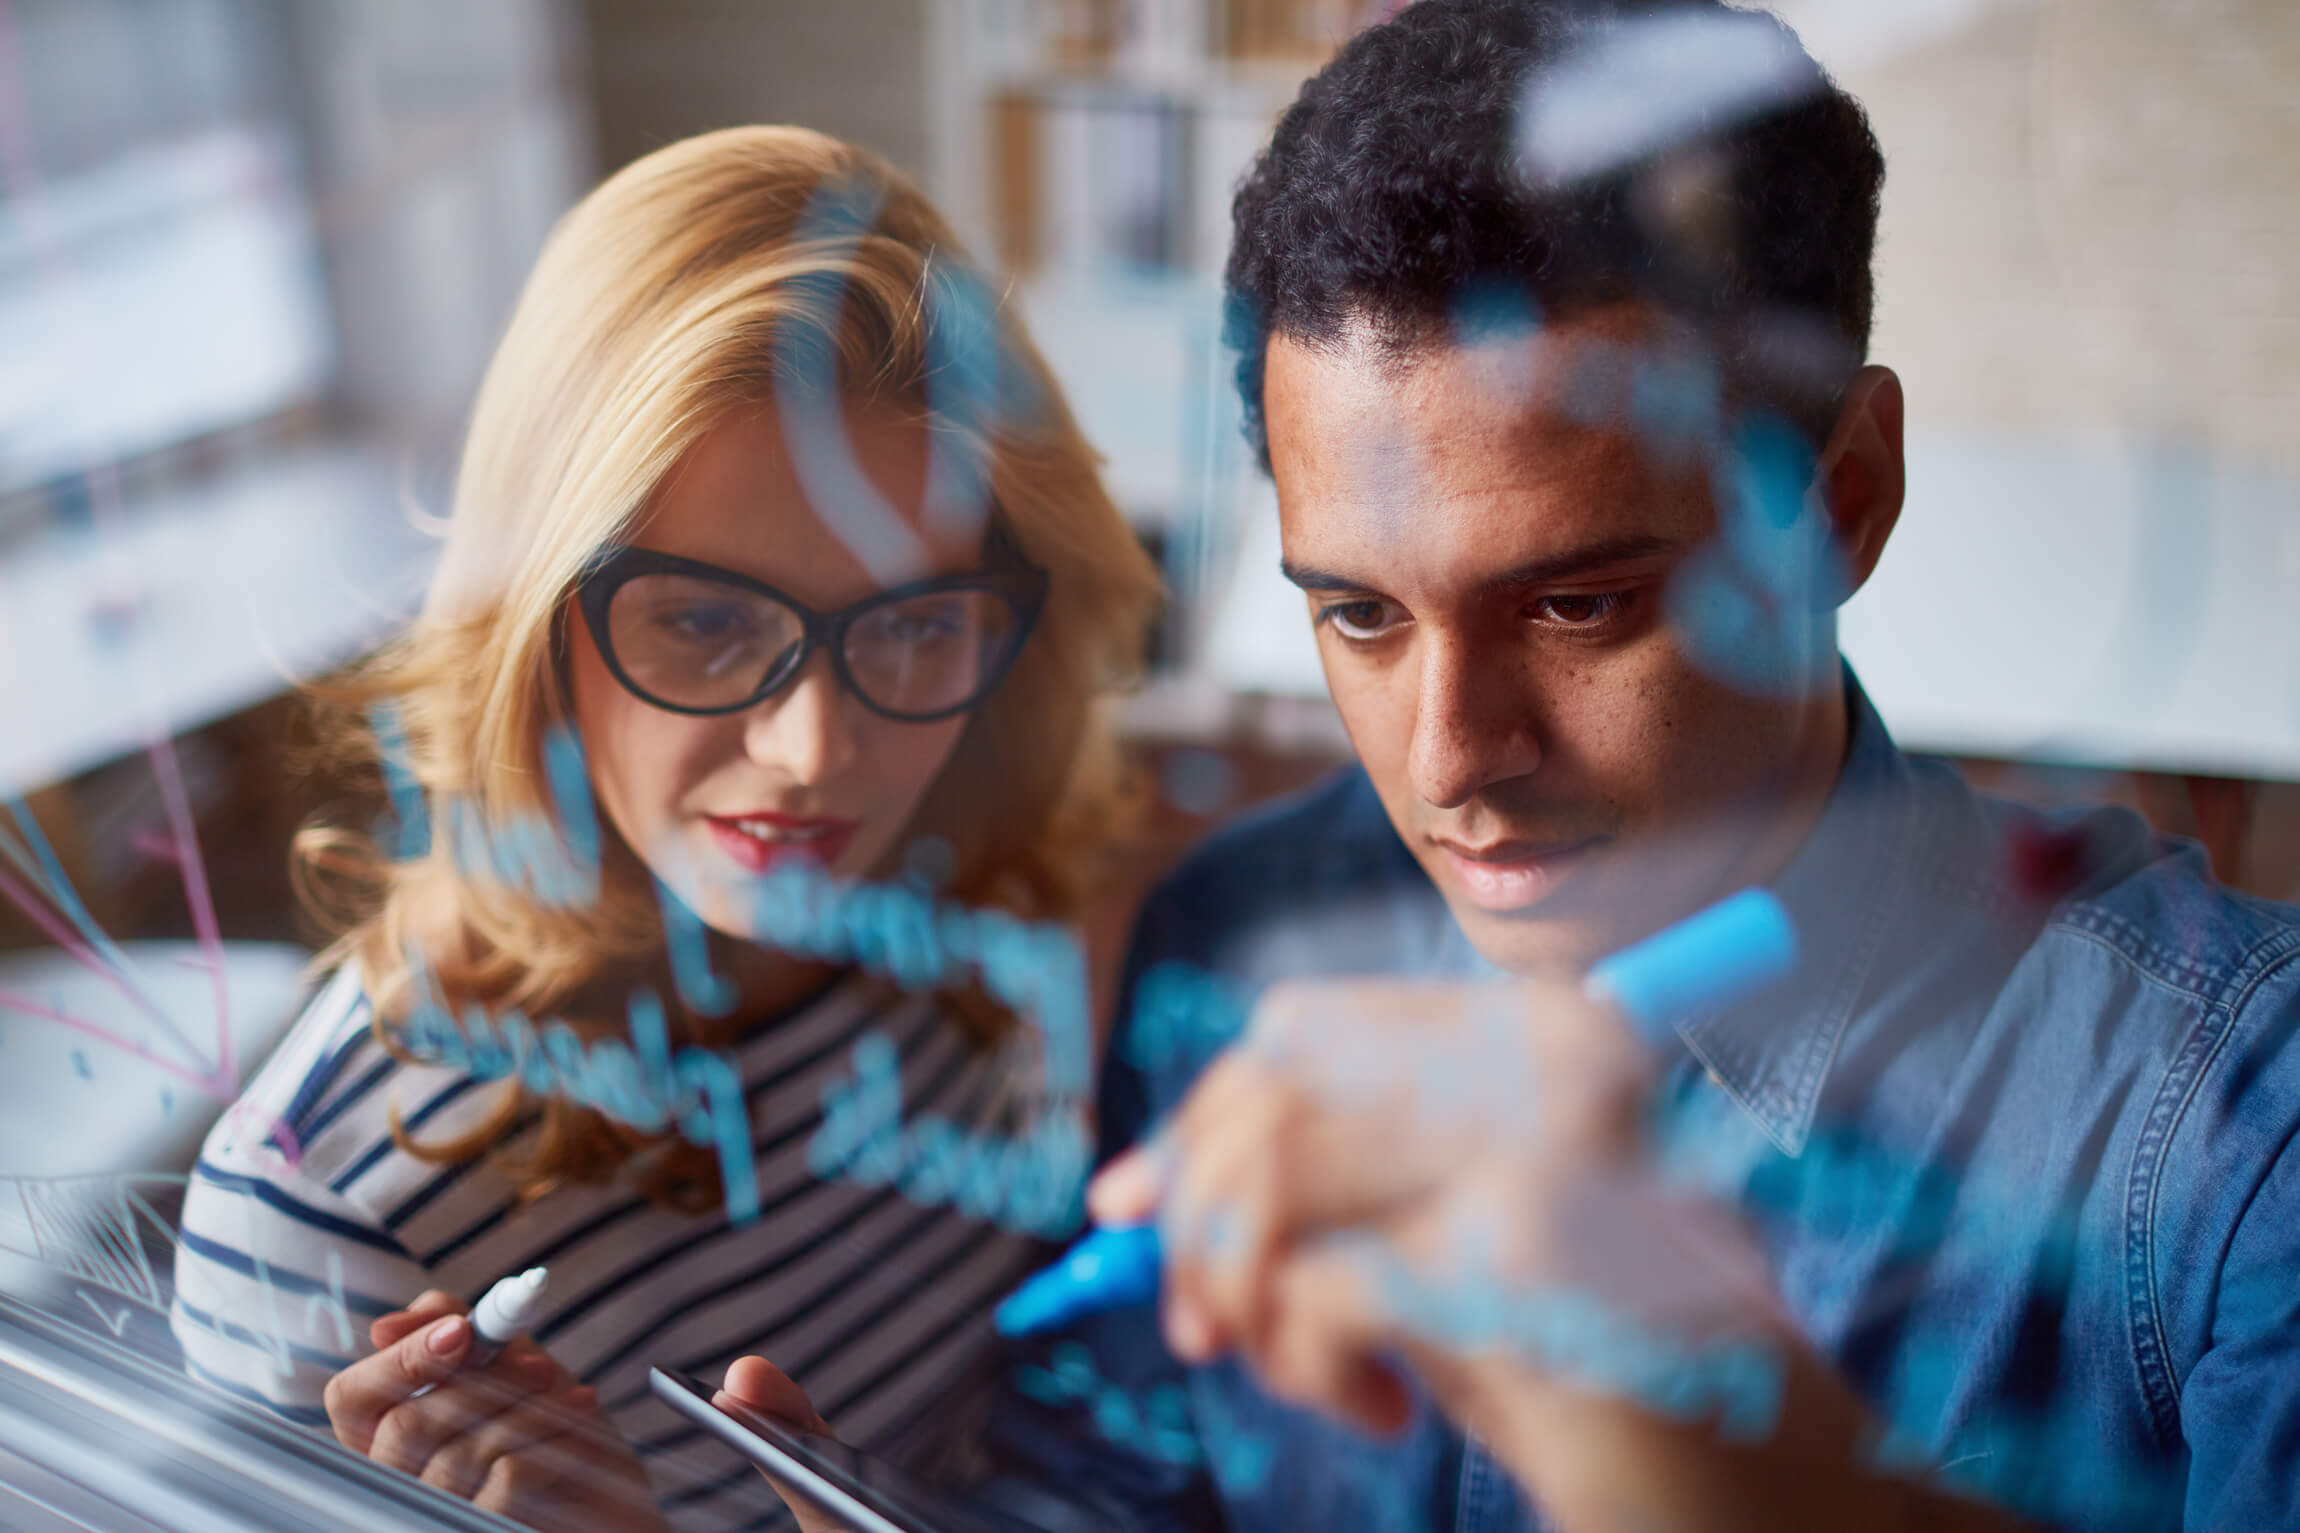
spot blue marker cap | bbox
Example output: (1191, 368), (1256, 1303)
(994, 889), (1799, 1336)
(996, 1223), (1162, 1338)
(1583, 887), (1797, 1046)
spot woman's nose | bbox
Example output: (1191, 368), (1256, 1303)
(743, 651), (859, 784)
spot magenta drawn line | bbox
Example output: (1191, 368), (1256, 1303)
(0, 808), (210, 1069)
(0, 859), (218, 1079)
(0, 989), (230, 1100)
(142, 729), (236, 1089)
(223, 1100), (304, 1172)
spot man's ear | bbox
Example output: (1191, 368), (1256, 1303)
(1814, 365), (1904, 598)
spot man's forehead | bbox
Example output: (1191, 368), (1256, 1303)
(1265, 306), (1712, 583)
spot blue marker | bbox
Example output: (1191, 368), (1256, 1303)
(995, 888), (1798, 1338)
(1584, 886), (1797, 1048)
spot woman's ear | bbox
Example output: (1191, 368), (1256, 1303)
(1814, 365), (1905, 599)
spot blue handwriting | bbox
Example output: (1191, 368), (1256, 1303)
(745, 860), (1092, 1096)
(397, 961), (760, 1224)
(808, 1031), (1088, 1238)
(1013, 1341), (1273, 1494)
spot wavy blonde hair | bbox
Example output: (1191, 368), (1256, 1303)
(295, 126), (1161, 1209)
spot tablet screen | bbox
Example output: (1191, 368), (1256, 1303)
(648, 1366), (1072, 1533)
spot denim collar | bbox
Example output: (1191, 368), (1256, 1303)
(1674, 669), (1914, 1155)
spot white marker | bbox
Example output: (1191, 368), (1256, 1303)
(466, 1265), (550, 1367)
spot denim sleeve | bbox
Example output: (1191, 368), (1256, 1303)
(2176, 1125), (2300, 1530)
(973, 896), (1227, 1533)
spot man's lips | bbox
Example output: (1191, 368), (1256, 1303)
(1431, 835), (1602, 913)
(704, 811), (859, 875)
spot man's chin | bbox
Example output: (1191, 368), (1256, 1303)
(1445, 898), (1622, 979)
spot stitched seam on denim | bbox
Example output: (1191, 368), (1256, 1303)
(1455, 1435), (1497, 1533)
(1780, 781), (1918, 1154)
(2051, 903), (2261, 1005)
(2124, 992), (2238, 1448)
(2173, 947), (2300, 1397)
(2052, 918), (2235, 1013)
(2213, 924), (2300, 1017)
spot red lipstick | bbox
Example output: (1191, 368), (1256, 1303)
(705, 810), (859, 875)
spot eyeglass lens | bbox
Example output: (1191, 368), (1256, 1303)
(604, 573), (1020, 717)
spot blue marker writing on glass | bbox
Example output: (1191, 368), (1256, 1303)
(994, 887), (1798, 1338)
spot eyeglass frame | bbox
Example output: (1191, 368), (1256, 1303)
(572, 537), (1050, 724)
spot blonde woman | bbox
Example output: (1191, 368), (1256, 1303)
(169, 126), (1159, 1533)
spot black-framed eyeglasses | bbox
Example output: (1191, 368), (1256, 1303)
(574, 541), (1048, 723)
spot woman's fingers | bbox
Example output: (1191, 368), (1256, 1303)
(326, 1312), (480, 1454)
(368, 1289), (468, 1350)
(469, 1419), (666, 1533)
(416, 1386), (593, 1502)
(718, 1356), (833, 1437)
(715, 1359), (850, 1533)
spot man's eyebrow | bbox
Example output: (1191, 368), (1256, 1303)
(1279, 534), (1686, 596)
(1479, 534), (1685, 592)
(1279, 561), (1375, 592)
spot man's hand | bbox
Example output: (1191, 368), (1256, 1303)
(1094, 974), (2033, 1533)
(714, 1356), (850, 1533)
(323, 1289), (665, 1532)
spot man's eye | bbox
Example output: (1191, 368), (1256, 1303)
(1318, 600), (1396, 640)
(1528, 592), (1629, 628)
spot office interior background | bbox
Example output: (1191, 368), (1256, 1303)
(0, 0), (2295, 1525)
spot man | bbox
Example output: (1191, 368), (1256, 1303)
(964, 1), (2300, 1529)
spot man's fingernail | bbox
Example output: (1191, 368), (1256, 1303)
(426, 1315), (469, 1356)
(1089, 1151), (1161, 1217)
(1166, 1296), (1213, 1359)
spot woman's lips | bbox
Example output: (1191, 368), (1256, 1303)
(704, 813), (859, 875)
(1435, 836), (1599, 913)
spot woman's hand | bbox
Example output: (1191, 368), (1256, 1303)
(714, 1358), (851, 1533)
(323, 1289), (666, 1533)
(1096, 974), (2031, 1533)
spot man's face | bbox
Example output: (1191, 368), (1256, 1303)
(1265, 305), (1843, 976)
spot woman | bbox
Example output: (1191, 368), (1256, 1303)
(169, 125), (1159, 1533)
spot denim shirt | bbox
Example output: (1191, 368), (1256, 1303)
(983, 677), (2300, 1533)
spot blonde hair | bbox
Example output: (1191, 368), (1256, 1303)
(295, 126), (1160, 1209)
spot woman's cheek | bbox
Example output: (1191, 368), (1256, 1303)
(859, 719), (968, 872)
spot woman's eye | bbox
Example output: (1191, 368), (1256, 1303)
(885, 613), (960, 643)
(1319, 599), (1397, 640)
(655, 605), (752, 643)
(1529, 592), (1629, 628)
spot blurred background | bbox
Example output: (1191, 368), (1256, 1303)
(2, 0), (2299, 1270)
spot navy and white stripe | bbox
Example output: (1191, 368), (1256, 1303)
(171, 965), (1049, 1531)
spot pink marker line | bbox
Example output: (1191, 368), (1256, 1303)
(0, 858), (218, 1084)
(0, 811), (212, 1070)
(223, 1099), (304, 1171)
(0, 988), (230, 1100)
(143, 728), (235, 1091)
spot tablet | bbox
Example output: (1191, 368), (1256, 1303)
(647, 1367), (1069, 1533)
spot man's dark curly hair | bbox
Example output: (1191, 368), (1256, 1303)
(1223, 0), (1885, 465)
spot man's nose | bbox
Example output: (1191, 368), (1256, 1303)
(1406, 632), (1542, 810)
(744, 650), (859, 784)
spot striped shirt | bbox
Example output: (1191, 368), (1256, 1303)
(170, 965), (1051, 1531)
